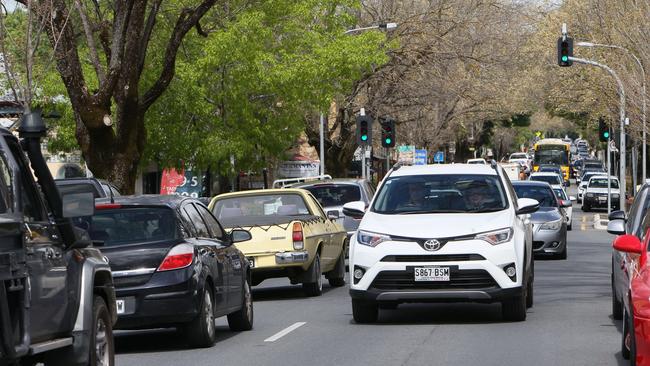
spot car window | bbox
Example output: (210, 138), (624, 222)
(0, 154), (12, 213)
(304, 184), (361, 207)
(372, 174), (508, 214)
(81, 207), (179, 246)
(530, 175), (561, 185)
(513, 185), (558, 208)
(213, 193), (310, 220)
(306, 194), (326, 217)
(628, 187), (649, 236)
(194, 203), (225, 239)
(553, 188), (568, 200)
(184, 204), (210, 237)
(588, 178), (618, 189)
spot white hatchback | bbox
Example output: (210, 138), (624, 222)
(343, 164), (538, 323)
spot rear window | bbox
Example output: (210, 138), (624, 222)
(589, 178), (619, 189)
(77, 207), (179, 246)
(212, 193), (310, 220)
(303, 184), (361, 207)
(530, 175), (561, 185)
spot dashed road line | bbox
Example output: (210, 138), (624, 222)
(264, 322), (307, 342)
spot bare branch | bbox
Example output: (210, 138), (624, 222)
(74, 0), (104, 83)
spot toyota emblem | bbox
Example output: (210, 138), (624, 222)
(423, 239), (441, 251)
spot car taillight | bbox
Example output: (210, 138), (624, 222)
(292, 222), (304, 250)
(158, 244), (194, 271)
(96, 203), (121, 210)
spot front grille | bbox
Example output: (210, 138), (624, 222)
(380, 254), (485, 262)
(113, 274), (152, 288)
(370, 268), (498, 290)
(533, 241), (545, 250)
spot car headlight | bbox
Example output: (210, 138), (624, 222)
(612, 193), (620, 198)
(357, 230), (391, 247)
(539, 219), (563, 231)
(475, 228), (513, 245)
(586, 193), (594, 197)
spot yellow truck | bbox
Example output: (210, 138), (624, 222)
(209, 189), (347, 296)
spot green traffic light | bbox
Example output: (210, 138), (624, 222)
(604, 131), (610, 138)
(361, 135), (368, 141)
(561, 55), (568, 62)
(385, 138), (391, 144)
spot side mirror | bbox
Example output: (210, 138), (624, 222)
(62, 192), (95, 218)
(608, 210), (626, 222)
(516, 198), (539, 215)
(607, 220), (626, 235)
(326, 210), (340, 220)
(342, 201), (366, 219)
(613, 234), (642, 254)
(569, 196), (576, 201)
(231, 229), (252, 243)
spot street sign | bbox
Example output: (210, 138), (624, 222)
(449, 142), (456, 154)
(414, 149), (427, 165)
(397, 145), (415, 165)
(434, 151), (444, 163)
(609, 139), (618, 152)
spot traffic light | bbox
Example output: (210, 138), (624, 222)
(557, 36), (573, 67)
(380, 117), (396, 148)
(598, 118), (610, 142)
(356, 115), (372, 145)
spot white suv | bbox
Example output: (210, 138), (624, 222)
(343, 164), (538, 323)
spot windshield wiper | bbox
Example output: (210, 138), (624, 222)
(396, 209), (467, 215)
(467, 208), (505, 213)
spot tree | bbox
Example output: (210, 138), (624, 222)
(12, 0), (220, 193)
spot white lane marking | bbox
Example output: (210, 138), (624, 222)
(264, 322), (307, 342)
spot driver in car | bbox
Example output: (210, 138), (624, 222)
(464, 182), (490, 211)
(396, 182), (427, 210)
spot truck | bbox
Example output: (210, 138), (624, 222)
(0, 110), (116, 365)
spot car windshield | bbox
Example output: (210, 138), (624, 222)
(76, 208), (179, 246)
(510, 154), (527, 160)
(213, 193), (310, 219)
(530, 175), (561, 185)
(584, 163), (602, 169)
(303, 184), (361, 207)
(467, 160), (485, 164)
(513, 185), (558, 208)
(371, 174), (507, 214)
(582, 173), (605, 183)
(589, 178), (619, 189)
(553, 188), (568, 200)
(534, 149), (568, 165)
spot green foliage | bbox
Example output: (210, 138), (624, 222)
(144, 0), (389, 173)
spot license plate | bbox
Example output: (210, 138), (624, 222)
(414, 267), (450, 281)
(247, 257), (255, 268)
(598, 196), (607, 202)
(116, 299), (125, 314)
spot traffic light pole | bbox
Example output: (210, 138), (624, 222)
(569, 56), (626, 211)
(361, 145), (366, 180)
(607, 138), (611, 214)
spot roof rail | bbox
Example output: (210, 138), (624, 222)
(272, 174), (332, 188)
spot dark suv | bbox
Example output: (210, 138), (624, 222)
(0, 111), (116, 365)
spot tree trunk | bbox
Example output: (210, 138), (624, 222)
(306, 107), (358, 178)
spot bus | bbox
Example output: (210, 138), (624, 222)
(532, 138), (571, 183)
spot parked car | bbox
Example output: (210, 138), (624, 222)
(209, 189), (347, 296)
(84, 195), (254, 347)
(610, 230), (650, 364)
(553, 187), (575, 230)
(606, 183), (650, 322)
(529, 172), (564, 189)
(55, 177), (121, 198)
(292, 179), (375, 240)
(512, 181), (570, 259)
(582, 176), (620, 212)
(577, 171), (608, 203)
(345, 164), (538, 323)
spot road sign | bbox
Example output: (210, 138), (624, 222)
(414, 149), (427, 165)
(609, 139), (618, 152)
(397, 145), (415, 165)
(434, 151), (444, 163)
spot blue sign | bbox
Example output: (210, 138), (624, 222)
(434, 151), (444, 163)
(414, 149), (428, 165)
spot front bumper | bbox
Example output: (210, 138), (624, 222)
(584, 195), (619, 209)
(349, 238), (524, 304)
(531, 224), (565, 254)
(114, 267), (200, 329)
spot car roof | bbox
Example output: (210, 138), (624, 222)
(588, 175), (618, 181)
(214, 188), (309, 199)
(389, 164), (497, 177)
(95, 194), (194, 208)
(292, 178), (366, 188)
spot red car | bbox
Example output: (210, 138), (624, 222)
(614, 233), (650, 365)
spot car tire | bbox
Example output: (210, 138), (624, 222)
(526, 280), (534, 309)
(352, 299), (378, 323)
(502, 291), (527, 322)
(303, 253), (323, 297)
(568, 222), (572, 231)
(582, 204), (590, 212)
(227, 279), (254, 331)
(327, 249), (346, 287)
(185, 287), (217, 348)
(89, 295), (115, 366)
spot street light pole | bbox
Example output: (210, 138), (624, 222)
(569, 56), (626, 210)
(344, 23), (398, 35)
(576, 42), (646, 184)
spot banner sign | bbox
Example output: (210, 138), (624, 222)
(277, 161), (320, 178)
(397, 145), (416, 165)
(161, 168), (202, 198)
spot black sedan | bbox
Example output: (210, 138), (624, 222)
(80, 195), (253, 347)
